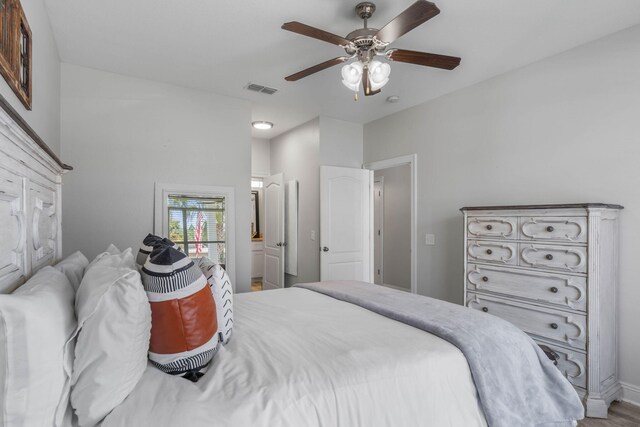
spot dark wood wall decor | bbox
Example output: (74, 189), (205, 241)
(0, 0), (31, 110)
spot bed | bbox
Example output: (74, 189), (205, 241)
(103, 287), (487, 426)
(0, 98), (584, 427)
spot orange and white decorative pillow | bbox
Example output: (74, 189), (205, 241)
(141, 243), (219, 380)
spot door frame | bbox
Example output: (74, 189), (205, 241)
(373, 176), (384, 285)
(363, 154), (417, 294)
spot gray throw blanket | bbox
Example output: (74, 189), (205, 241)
(295, 281), (584, 427)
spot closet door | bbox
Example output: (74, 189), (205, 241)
(320, 166), (372, 282)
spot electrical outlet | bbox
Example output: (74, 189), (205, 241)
(311, 230), (316, 241)
(425, 233), (435, 246)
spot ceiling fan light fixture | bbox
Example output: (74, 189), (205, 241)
(341, 61), (364, 91)
(252, 121), (274, 130)
(368, 60), (391, 91)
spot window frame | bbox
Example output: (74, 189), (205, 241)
(154, 182), (235, 290)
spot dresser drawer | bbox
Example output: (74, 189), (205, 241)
(466, 293), (587, 350)
(520, 244), (587, 273)
(467, 217), (518, 240)
(467, 241), (517, 265)
(520, 217), (587, 243)
(535, 340), (587, 390)
(466, 264), (586, 312)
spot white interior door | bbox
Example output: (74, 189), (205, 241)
(320, 166), (373, 282)
(263, 173), (284, 289)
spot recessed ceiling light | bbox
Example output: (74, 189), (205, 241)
(252, 121), (274, 130)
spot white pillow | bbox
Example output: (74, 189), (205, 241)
(197, 257), (234, 344)
(53, 251), (89, 291)
(71, 249), (151, 427)
(0, 267), (76, 427)
(86, 244), (123, 272)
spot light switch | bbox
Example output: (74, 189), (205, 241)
(425, 233), (435, 246)
(311, 230), (316, 241)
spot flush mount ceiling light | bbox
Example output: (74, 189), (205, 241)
(252, 121), (274, 130)
(281, 1), (461, 100)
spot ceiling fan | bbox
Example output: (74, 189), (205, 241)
(282, 0), (461, 98)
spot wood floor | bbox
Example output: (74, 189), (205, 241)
(578, 402), (640, 427)
(251, 280), (263, 292)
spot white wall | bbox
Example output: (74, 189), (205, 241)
(375, 165), (411, 290)
(319, 116), (364, 168)
(364, 25), (640, 401)
(251, 138), (270, 177)
(60, 63), (253, 292)
(270, 118), (320, 286)
(0, 0), (61, 154)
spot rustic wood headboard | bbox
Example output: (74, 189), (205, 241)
(0, 94), (70, 293)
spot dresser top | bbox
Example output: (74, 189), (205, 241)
(460, 203), (624, 212)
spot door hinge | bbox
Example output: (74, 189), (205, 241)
(377, 269), (380, 275)
(378, 229), (381, 236)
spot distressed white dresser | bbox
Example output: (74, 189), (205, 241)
(461, 204), (623, 418)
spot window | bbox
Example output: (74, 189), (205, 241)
(0, 0), (31, 109)
(155, 183), (235, 287)
(167, 195), (226, 264)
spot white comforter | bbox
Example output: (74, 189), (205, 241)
(103, 288), (487, 427)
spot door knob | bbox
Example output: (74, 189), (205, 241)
(322, 246), (329, 252)
(282, 242), (287, 247)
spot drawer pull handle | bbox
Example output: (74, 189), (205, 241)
(550, 323), (558, 329)
(482, 307), (488, 313)
(486, 249), (493, 255)
(482, 276), (489, 282)
(486, 225), (493, 230)
(550, 287), (558, 293)
(546, 226), (554, 232)
(545, 254), (554, 260)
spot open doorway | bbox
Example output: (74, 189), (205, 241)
(365, 155), (417, 294)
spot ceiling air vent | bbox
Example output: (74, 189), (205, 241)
(245, 83), (278, 95)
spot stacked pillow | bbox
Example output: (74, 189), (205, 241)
(197, 257), (234, 344)
(0, 267), (76, 427)
(141, 241), (219, 380)
(53, 251), (89, 291)
(70, 248), (151, 427)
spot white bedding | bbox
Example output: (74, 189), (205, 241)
(102, 288), (487, 427)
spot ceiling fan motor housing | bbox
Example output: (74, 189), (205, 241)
(355, 2), (376, 20)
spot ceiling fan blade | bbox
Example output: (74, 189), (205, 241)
(285, 57), (349, 82)
(374, 1), (440, 45)
(282, 22), (355, 48)
(388, 49), (461, 70)
(362, 66), (381, 96)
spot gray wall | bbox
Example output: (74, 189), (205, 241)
(319, 116), (364, 169)
(270, 118), (321, 286)
(0, 0), (61, 154)
(60, 63), (253, 292)
(375, 165), (411, 290)
(251, 138), (270, 177)
(363, 25), (640, 401)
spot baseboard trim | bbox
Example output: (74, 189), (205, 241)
(621, 382), (640, 407)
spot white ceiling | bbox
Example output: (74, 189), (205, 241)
(44, 0), (640, 139)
